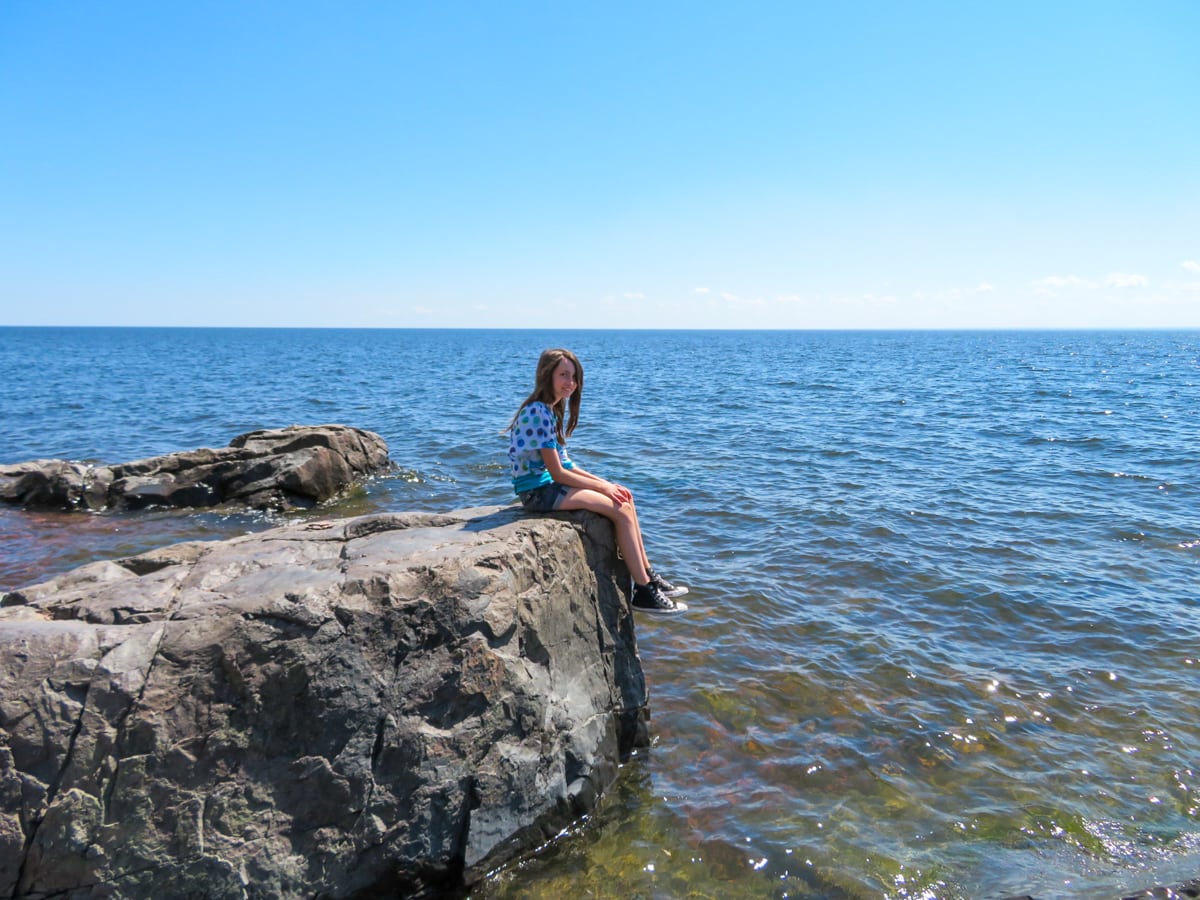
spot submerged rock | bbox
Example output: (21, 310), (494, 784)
(1005, 877), (1200, 899)
(0, 505), (648, 898)
(0, 424), (391, 512)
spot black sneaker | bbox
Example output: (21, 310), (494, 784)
(649, 569), (688, 598)
(631, 582), (687, 613)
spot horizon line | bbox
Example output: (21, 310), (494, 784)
(4, 324), (1199, 333)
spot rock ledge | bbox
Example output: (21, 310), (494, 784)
(0, 505), (647, 898)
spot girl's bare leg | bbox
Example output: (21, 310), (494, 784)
(623, 494), (654, 574)
(558, 488), (652, 585)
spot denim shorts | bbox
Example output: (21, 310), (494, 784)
(518, 482), (569, 512)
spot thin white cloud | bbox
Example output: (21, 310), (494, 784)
(713, 291), (769, 309)
(1183, 260), (1200, 274)
(623, 292), (645, 300)
(1041, 275), (1092, 289)
(920, 283), (996, 303)
(694, 287), (711, 294)
(1033, 275), (1095, 296)
(1105, 273), (1148, 289)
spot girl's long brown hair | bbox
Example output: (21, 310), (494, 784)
(506, 348), (583, 443)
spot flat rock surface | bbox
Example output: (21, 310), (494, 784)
(0, 424), (391, 512)
(0, 505), (648, 898)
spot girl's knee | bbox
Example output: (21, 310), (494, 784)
(616, 504), (638, 524)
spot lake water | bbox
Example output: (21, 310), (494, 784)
(1, 327), (1197, 899)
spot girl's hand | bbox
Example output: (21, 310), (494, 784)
(604, 481), (632, 505)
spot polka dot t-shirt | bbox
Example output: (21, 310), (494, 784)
(509, 401), (575, 494)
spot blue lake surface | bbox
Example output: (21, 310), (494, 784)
(1, 327), (1198, 898)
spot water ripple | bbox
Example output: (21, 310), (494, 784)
(2, 327), (1198, 898)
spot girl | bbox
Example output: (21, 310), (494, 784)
(507, 348), (688, 614)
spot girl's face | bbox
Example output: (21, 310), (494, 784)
(551, 358), (578, 403)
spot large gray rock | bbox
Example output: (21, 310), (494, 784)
(0, 506), (648, 898)
(0, 424), (391, 512)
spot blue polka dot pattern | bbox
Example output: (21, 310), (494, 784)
(508, 401), (574, 494)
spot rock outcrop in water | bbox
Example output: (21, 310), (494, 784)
(0, 424), (390, 512)
(0, 505), (648, 898)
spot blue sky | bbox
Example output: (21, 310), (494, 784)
(2, 1), (1197, 329)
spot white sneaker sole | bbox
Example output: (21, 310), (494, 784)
(632, 599), (688, 614)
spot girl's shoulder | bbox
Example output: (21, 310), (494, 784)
(515, 401), (559, 434)
(520, 400), (553, 418)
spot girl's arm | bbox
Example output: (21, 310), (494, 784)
(540, 449), (631, 505)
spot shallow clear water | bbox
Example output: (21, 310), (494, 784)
(2, 327), (1197, 898)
